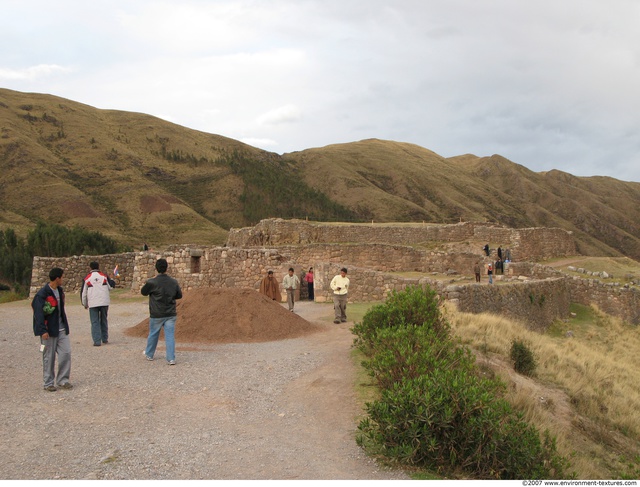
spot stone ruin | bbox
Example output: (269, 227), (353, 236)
(30, 218), (640, 329)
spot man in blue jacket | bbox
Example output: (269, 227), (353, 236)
(32, 267), (72, 392)
(141, 258), (182, 365)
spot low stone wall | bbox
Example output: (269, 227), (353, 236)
(567, 276), (640, 325)
(28, 222), (638, 328)
(444, 278), (571, 332)
(30, 253), (137, 296)
(226, 219), (577, 262)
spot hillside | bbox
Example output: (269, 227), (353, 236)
(0, 88), (354, 247)
(284, 140), (640, 259)
(2, 88), (640, 259)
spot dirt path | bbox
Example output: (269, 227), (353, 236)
(0, 297), (408, 480)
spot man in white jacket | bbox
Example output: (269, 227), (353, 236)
(330, 267), (350, 324)
(81, 261), (115, 346)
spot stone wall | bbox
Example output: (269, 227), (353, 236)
(30, 253), (137, 296)
(30, 247), (640, 327)
(29, 219), (639, 329)
(444, 278), (572, 332)
(226, 219), (576, 261)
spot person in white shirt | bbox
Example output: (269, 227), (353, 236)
(330, 267), (350, 324)
(81, 261), (115, 346)
(282, 267), (300, 312)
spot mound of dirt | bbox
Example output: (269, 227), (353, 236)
(125, 287), (324, 344)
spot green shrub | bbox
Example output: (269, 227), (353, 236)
(361, 324), (474, 391)
(352, 286), (568, 479)
(357, 367), (564, 478)
(510, 339), (537, 376)
(352, 285), (448, 353)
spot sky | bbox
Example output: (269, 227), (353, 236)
(2, 0), (640, 182)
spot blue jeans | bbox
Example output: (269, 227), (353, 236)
(89, 306), (109, 345)
(145, 316), (176, 362)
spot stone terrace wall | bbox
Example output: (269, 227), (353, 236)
(226, 219), (576, 262)
(444, 278), (571, 332)
(29, 245), (640, 327)
(30, 253), (137, 296)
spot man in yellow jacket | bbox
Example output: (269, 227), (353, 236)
(330, 267), (350, 324)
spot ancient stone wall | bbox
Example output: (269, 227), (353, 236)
(30, 253), (137, 296)
(444, 278), (572, 332)
(226, 219), (576, 262)
(29, 219), (639, 328)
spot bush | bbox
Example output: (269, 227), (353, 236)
(510, 339), (537, 376)
(352, 286), (567, 479)
(352, 285), (448, 353)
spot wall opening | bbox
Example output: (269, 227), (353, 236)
(191, 256), (201, 274)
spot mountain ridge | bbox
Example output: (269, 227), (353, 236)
(1, 88), (639, 260)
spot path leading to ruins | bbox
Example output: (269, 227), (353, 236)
(0, 296), (408, 480)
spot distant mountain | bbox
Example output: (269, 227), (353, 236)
(1, 88), (639, 260)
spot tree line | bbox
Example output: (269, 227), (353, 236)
(0, 222), (123, 296)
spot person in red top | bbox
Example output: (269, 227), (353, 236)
(304, 267), (314, 301)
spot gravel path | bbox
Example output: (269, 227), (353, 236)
(0, 296), (408, 480)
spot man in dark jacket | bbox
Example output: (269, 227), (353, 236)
(141, 258), (182, 365)
(32, 267), (72, 391)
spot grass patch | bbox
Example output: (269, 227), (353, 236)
(449, 306), (640, 479)
(0, 291), (24, 304)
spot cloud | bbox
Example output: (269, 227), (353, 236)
(0, 64), (71, 81)
(256, 105), (302, 126)
(1, 1), (640, 181)
(240, 137), (279, 149)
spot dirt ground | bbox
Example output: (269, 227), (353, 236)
(0, 289), (409, 480)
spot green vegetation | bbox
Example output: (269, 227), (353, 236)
(352, 286), (568, 479)
(0, 222), (125, 298)
(219, 150), (359, 224)
(510, 339), (537, 376)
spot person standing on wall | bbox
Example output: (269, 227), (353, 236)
(81, 261), (115, 346)
(330, 267), (350, 324)
(304, 267), (314, 301)
(259, 270), (281, 301)
(32, 267), (72, 391)
(283, 267), (300, 312)
(141, 258), (182, 365)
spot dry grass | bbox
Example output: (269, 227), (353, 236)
(447, 304), (640, 479)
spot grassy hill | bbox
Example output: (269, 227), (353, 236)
(2, 88), (640, 260)
(0, 88), (354, 248)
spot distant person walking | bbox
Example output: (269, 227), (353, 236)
(32, 267), (72, 391)
(259, 270), (281, 301)
(483, 244), (490, 256)
(487, 263), (493, 284)
(330, 267), (350, 324)
(283, 267), (300, 312)
(473, 262), (481, 282)
(141, 258), (182, 365)
(497, 246), (503, 261)
(304, 267), (314, 301)
(81, 261), (115, 346)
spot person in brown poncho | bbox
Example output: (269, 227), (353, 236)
(259, 270), (281, 301)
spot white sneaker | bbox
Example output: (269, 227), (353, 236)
(143, 351), (153, 361)
(168, 360), (176, 365)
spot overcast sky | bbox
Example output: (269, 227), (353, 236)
(2, 0), (640, 182)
